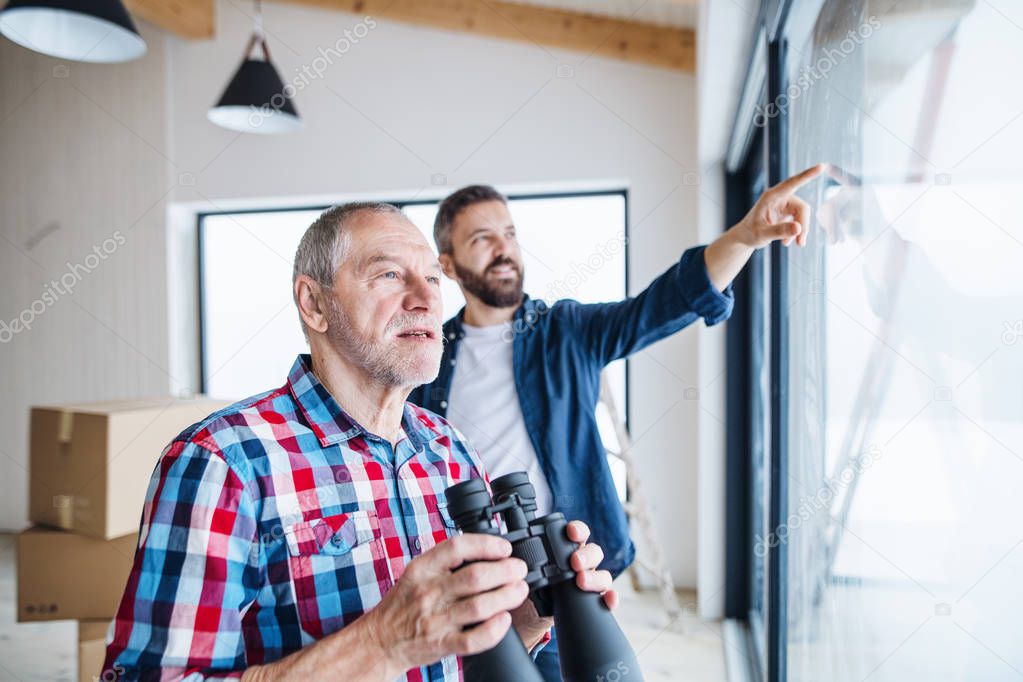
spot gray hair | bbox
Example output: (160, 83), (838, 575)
(292, 201), (404, 337)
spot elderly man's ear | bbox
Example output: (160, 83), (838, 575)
(295, 276), (330, 335)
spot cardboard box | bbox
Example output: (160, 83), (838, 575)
(30, 396), (229, 539)
(78, 620), (111, 682)
(17, 527), (136, 623)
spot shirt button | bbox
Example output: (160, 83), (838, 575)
(413, 538), (422, 552)
(331, 535), (344, 546)
(448, 332), (456, 340)
(440, 400), (447, 408)
(449, 359), (456, 366)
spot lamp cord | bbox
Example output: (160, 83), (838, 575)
(243, 0), (272, 62)
(254, 0), (264, 39)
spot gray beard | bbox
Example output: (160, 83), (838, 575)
(325, 300), (440, 388)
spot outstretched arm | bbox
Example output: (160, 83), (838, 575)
(565, 163), (826, 366)
(704, 163), (826, 291)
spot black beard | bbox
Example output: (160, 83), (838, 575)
(453, 256), (524, 309)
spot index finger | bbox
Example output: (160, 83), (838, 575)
(773, 163), (827, 195)
(426, 533), (512, 570)
(565, 520), (591, 544)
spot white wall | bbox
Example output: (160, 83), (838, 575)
(1, 0), (713, 588)
(0, 23), (171, 531)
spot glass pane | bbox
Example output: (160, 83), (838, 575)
(200, 210), (319, 399)
(784, 1), (1023, 680)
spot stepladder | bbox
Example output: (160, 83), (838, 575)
(599, 371), (684, 626)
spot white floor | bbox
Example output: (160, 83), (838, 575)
(614, 582), (730, 682)
(0, 532), (727, 681)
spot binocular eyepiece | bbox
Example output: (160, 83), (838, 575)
(445, 472), (643, 682)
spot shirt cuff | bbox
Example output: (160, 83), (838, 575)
(678, 245), (734, 326)
(529, 630), (553, 660)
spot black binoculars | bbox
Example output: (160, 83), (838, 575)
(445, 471), (643, 682)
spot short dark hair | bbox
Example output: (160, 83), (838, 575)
(433, 185), (507, 254)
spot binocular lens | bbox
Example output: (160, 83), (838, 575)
(490, 471), (536, 504)
(444, 477), (491, 528)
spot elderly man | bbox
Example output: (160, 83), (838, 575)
(103, 203), (615, 681)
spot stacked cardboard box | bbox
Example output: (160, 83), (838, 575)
(78, 620), (112, 682)
(16, 527), (138, 622)
(16, 397), (230, 680)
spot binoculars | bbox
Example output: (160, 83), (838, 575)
(445, 472), (643, 682)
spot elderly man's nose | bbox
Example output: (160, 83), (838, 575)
(405, 278), (437, 310)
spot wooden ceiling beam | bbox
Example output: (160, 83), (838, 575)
(276, 0), (695, 72)
(122, 0), (696, 72)
(124, 0), (215, 40)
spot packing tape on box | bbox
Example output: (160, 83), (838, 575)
(57, 410), (73, 445)
(53, 495), (74, 528)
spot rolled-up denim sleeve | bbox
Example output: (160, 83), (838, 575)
(677, 245), (734, 325)
(564, 245), (734, 366)
(102, 439), (262, 681)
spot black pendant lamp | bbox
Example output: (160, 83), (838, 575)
(207, 0), (301, 135)
(0, 0), (146, 63)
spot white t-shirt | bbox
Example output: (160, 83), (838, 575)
(447, 321), (555, 517)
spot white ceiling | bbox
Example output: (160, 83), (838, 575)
(510, 0), (700, 29)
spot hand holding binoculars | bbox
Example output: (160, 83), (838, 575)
(445, 472), (642, 682)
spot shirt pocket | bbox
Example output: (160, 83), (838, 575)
(435, 501), (458, 532)
(284, 510), (393, 639)
(420, 498), (458, 553)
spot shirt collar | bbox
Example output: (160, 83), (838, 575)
(446, 294), (533, 341)
(287, 353), (442, 450)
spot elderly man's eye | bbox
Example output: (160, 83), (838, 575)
(381, 271), (399, 280)
(427, 276), (441, 285)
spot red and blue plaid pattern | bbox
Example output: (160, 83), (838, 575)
(104, 354), (486, 681)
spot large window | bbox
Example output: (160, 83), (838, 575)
(728, 2), (1023, 680)
(198, 191), (629, 497)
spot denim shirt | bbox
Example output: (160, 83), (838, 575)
(409, 245), (734, 577)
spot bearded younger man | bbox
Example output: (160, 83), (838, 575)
(103, 203), (615, 681)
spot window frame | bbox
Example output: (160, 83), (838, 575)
(724, 3), (797, 682)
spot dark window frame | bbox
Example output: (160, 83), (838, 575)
(725, 130), (769, 673)
(725, 2), (796, 682)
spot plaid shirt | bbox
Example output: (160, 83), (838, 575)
(104, 354), (487, 681)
